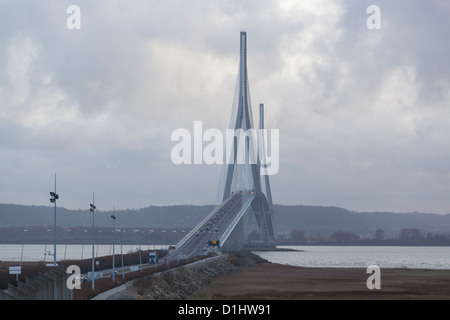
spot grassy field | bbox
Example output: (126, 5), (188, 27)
(190, 262), (450, 300)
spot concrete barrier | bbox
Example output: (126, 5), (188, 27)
(17, 281), (37, 300)
(25, 277), (44, 300)
(0, 290), (16, 300)
(0, 266), (72, 300)
(7, 284), (28, 300)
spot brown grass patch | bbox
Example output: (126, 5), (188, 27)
(190, 263), (450, 300)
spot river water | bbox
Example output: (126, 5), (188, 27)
(253, 246), (450, 270)
(2, 244), (450, 270)
(0, 244), (166, 262)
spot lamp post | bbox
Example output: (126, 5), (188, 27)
(149, 230), (157, 269)
(49, 174), (59, 268)
(133, 229), (142, 272)
(111, 213), (116, 282)
(149, 229), (154, 251)
(119, 230), (125, 279)
(20, 229), (28, 268)
(64, 229), (71, 262)
(139, 232), (143, 272)
(97, 230), (102, 257)
(89, 192), (96, 290)
(43, 229), (51, 265)
(81, 230), (88, 260)
(162, 229), (168, 267)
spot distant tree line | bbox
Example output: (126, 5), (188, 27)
(275, 227), (450, 245)
(2, 225), (450, 246)
(0, 225), (187, 245)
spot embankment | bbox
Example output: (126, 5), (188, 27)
(109, 252), (267, 300)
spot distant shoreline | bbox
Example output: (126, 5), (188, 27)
(1, 242), (449, 247)
(276, 241), (450, 247)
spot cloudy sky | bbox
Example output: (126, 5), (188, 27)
(1, 0), (450, 214)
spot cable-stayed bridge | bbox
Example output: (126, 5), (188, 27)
(171, 31), (276, 259)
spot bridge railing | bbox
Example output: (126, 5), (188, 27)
(175, 193), (238, 250)
(219, 192), (255, 249)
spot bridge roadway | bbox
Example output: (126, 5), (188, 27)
(84, 191), (249, 280)
(167, 191), (244, 261)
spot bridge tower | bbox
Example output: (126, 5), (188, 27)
(220, 31), (276, 249)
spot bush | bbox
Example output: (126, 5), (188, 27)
(227, 255), (243, 266)
(133, 276), (154, 296)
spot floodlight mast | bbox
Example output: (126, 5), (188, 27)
(49, 174), (59, 268)
(111, 211), (116, 282)
(90, 192), (96, 290)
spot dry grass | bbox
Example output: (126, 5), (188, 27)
(190, 263), (450, 300)
(1, 250), (215, 300)
(133, 276), (155, 296)
(73, 257), (206, 300)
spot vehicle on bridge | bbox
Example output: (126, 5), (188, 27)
(209, 240), (219, 247)
(149, 252), (158, 264)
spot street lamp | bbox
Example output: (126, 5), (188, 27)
(20, 229), (28, 269)
(89, 192), (96, 290)
(133, 229), (143, 272)
(149, 230), (157, 269)
(162, 229), (168, 267)
(64, 229), (71, 262)
(43, 229), (51, 265)
(111, 213), (116, 281)
(97, 230), (102, 257)
(119, 230), (125, 279)
(81, 230), (88, 260)
(49, 174), (59, 268)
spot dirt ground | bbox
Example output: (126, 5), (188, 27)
(190, 262), (450, 300)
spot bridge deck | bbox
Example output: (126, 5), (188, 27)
(170, 192), (244, 259)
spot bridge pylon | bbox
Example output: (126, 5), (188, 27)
(220, 31), (276, 250)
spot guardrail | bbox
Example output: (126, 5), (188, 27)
(175, 194), (235, 250)
(219, 193), (255, 249)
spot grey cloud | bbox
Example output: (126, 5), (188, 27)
(0, 1), (449, 214)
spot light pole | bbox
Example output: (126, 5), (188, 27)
(133, 229), (142, 272)
(149, 230), (157, 269)
(162, 229), (168, 267)
(20, 229), (28, 270)
(43, 229), (51, 265)
(111, 213), (116, 282)
(49, 174), (59, 267)
(64, 229), (71, 262)
(120, 230), (125, 279)
(97, 230), (102, 257)
(139, 232), (143, 272)
(81, 230), (88, 260)
(89, 192), (96, 290)
(149, 229), (154, 251)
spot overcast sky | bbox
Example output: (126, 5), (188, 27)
(1, 0), (450, 214)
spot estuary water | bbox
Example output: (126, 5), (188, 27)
(253, 246), (450, 270)
(0, 244), (166, 262)
(2, 244), (450, 270)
